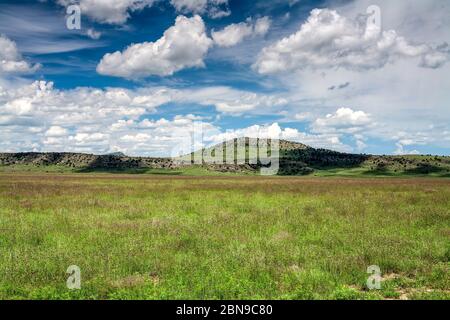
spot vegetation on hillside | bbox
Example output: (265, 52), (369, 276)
(1, 139), (450, 177)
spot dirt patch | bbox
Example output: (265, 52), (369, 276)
(111, 273), (160, 288)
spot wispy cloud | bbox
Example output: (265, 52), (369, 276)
(0, 4), (107, 55)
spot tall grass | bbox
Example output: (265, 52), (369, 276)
(0, 173), (448, 300)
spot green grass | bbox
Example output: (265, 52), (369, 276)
(0, 173), (448, 300)
(313, 167), (450, 178)
(0, 164), (75, 173)
(0, 165), (256, 176)
(3, 163), (450, 178)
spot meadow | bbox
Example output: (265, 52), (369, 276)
(0, 172), (449, 300)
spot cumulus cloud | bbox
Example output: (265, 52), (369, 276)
(2, 80), (445, 155)
(0, 35), (40, 74)
(212, 21), (253, 48)
(45, 126), (68, 137)
(0, 79), (294, 155)
(0, 80), (175, 152)
(254, 8), (449, 74)
(57, 0), (156, 25)
(390, 131), (432, 155)
(300, 108), (374, 152)
(57, 0), (230, 24)
(97, 15), (212, 78)
(212, 16), (271, 47)
(170, 0), (230, 19)
(110, 116), (221, 156)
(312, 108), (372, 134)
(209, 123), (353, 153)
(96, 14), (272, 78)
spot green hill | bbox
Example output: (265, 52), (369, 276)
(1, 138), (450, 177)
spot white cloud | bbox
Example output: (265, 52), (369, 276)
(57, 0), (230, 24)
(86, 28), (102, 40)
(355, 139), (367, 152)
(312, 108), (373, 134)
(299, 108), (375, 152)
(175, 86), (288, 114)
(170, 0), (230, 19)
(120, 133), (151, 142)
(212, 22), (253, 48)
(75, 133), (108, 142)
(214, 102), (255, 113)
(294, 112), (314, 122)
(57, 0), (156, 25)
(337, 0), (450, 45)
(97, 15), (212, 78)
(0, 80), (172, 136)
(421, 48), (449, 69)
(209, 123), (353, 153)
(394, 142), (420, 156)
(109, 116), (221, 156)
(0, 83), (361, 155)
(0, 35), (40, 74)
(212, 16), (271, 47)
(254, 16), (271, 36)
(254, 8), (449, 74)
(4, 98), (34, 115)
(249, 2), (450, 156)
(2, 79), (445, 157)
(45, 126), (68, 137)
(0, 79), (293, 155)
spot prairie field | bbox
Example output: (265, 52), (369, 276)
(0, 172), (449, 300)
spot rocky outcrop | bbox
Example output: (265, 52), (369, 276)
(0, 152), (177, 170)
(1, 139), (449, 176)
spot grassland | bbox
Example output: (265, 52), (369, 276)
(0, 172), (449, 300)
(0, 164), (229, 176)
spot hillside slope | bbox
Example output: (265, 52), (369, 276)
(1, 139), (450, 177)
(0, 152), (175, 171)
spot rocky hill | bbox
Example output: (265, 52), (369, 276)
(0, 152), (175, 170)
(1, 139), (450, 176)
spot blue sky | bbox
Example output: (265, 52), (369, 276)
(0, 0), (449, 156)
